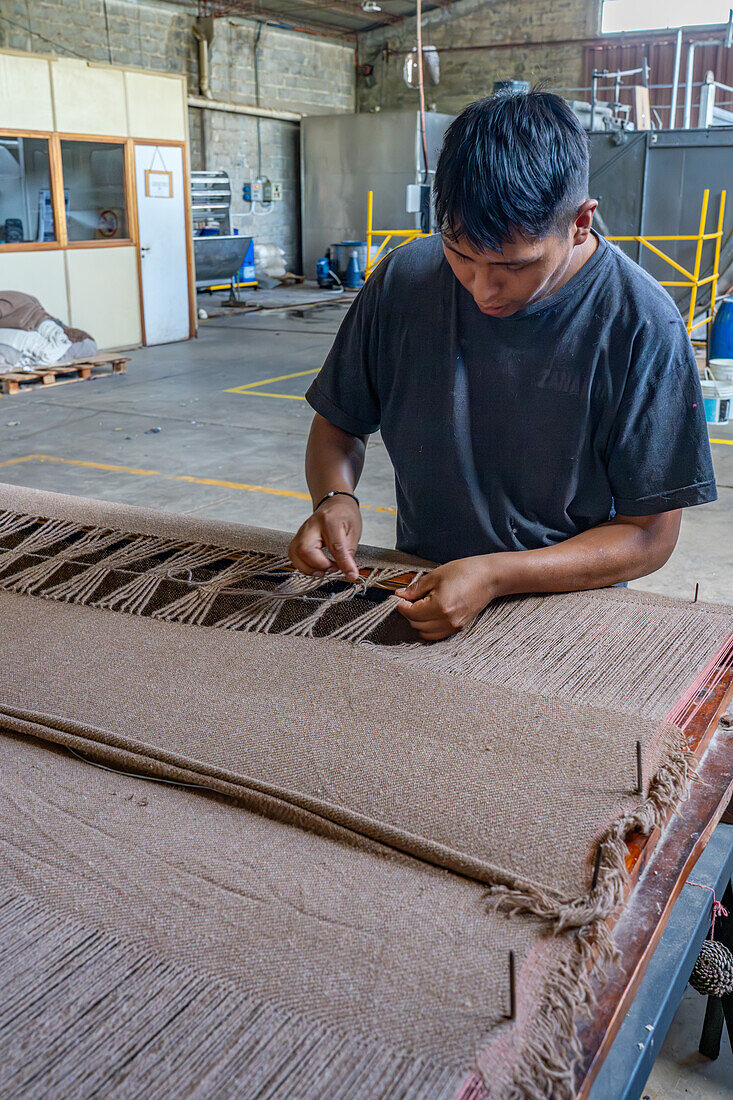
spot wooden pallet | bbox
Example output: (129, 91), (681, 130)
(1, 354), (129, 395)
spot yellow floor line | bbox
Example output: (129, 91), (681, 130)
(229, 391), (308, 401)
(710, 438), (733, 446)
(0, 454), (397, 514)
(225, 368), (318, 398)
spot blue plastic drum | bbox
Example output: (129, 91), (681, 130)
(710, 297), (733, 361)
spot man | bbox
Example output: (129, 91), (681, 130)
(288, 91), (716, 641)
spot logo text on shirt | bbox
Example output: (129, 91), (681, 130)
(537, 368), (580, 396)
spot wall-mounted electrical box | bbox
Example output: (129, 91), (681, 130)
(243, 178), (274, 204)
(242, 179), (262, 202)
(272, 182), (282, 201)
(406, 183), (430, 213)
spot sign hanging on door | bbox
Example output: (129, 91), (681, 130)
(145, 169), (173, 199)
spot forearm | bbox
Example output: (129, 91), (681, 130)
(305, 413), (368, 505)
(487, 514), (681, 598)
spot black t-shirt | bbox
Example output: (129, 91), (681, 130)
(306, 233), (716, 563)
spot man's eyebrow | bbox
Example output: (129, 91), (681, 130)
(442, 240), (534, 266)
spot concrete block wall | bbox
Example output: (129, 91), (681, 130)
(0, 0), (355, 270)
(199, 18), (353, 270)
(357, 0), (601, 115)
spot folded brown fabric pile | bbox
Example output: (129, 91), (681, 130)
(1, 483), (731, 1099)
(0, 290), (93, 344)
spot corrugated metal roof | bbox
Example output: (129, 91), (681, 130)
(199, 0), (435, 37)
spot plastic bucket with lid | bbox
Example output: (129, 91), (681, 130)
(709, 358), (733, 385)
(700, 371), (733, 424)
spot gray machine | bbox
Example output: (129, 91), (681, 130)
(300, 110), (454, 278)
(190, 169), (252, 294)
(588, 128), (733, 322)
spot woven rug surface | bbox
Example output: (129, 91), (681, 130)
(0, 733), (550, 1099)
(1, 484), (732, 1098)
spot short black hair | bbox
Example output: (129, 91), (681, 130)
(434, 90), (589, 254)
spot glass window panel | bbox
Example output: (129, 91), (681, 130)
(60, 140), (128, 242)
(0, 135), (55, 243)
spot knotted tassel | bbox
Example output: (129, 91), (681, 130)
(43, 535), (169, 604)
(94, 543), (229, 616)
(0, 510), (38, 541)
(280, 574), (372, 638)
(2, 527), (122, 595)
(0, 518), (83, 578)
(153, 552), (291, 626)
(213, 570), (329, 633)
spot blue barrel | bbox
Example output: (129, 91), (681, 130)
(710, 297), (733, 360)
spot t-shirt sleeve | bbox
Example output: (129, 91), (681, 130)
(305, 273), (382, 436)
(606, 317), (717, 515)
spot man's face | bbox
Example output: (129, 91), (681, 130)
(441, 205), (596, 317)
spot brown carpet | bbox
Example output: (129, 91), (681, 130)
(1, 483), (731, 1099)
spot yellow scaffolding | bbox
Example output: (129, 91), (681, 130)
(364, 190), (429, 280)
(608, 189), (726, 339)
(365, 187), (726, 341)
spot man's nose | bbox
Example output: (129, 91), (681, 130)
(472, 269), (502, 303)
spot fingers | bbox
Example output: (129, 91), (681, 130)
(396, 591), (461, 641)
(324, 536), (359, 581)
(288, 534), (332, 575)
(320, 507), (360, 581)
(395, 573), (433, 602)
(397, 610), (446, 635)
(288, 506), (361, 581)
(395, 595), (442, 623)
(417, 627), (455, 642)
(397, 608), (456, 642)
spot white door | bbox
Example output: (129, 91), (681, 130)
(134, 144), (190, 345)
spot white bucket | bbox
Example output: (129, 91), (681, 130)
(709, 358), (733, 385)
(700, 371), (733, 424)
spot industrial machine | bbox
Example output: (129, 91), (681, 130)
(190, 169), (254, 296)
(300, 110), (453, 279)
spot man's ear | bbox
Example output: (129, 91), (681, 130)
(572, 200), (598, 245)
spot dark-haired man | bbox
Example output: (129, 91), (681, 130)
(288, 92), (716, 640)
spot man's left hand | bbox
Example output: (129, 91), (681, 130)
(395, 556), (502, 641)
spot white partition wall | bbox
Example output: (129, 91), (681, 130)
(66, 247), (142, 350)
(0, 50), (195, 350)
(0, 250), (69, 322)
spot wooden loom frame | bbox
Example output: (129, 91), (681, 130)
(453, 630), (733, 1099)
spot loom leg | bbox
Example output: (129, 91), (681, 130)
(699, 997), (724, 1059)
(697, 879), (733, 1060)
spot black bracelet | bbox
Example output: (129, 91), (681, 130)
(314, 490), (360, 512)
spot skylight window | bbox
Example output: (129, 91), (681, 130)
(602, 0), (731, 33)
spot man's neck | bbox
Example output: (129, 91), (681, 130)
(554, 231), (599, 296)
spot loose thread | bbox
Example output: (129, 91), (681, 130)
(688, 881), (729, 940)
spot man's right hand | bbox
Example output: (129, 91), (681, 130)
(288, 495), (362, 582)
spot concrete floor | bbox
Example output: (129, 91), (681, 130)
(1, 296), (732, 1096)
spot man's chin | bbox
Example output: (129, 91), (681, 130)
(477, 303), (518, 317)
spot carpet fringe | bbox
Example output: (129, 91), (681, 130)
(0, 889), (464, 1100)
(471, 725), (695, 1100)
(484, 725), (694, 931)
